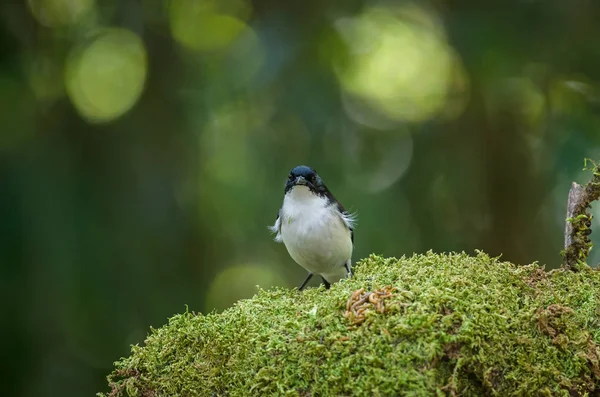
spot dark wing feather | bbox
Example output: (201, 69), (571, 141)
(318, 183), (355, 244)
(335, 199), (354, 244)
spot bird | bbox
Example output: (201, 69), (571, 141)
(269, 165), (356, 290)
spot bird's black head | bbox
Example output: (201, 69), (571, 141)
(285, 165), (326, 195)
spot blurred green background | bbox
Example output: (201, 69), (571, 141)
(2, 0), (600, 395)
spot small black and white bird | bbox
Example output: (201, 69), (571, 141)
(270, 165), (356, 290)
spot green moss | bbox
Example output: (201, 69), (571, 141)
(101, 252), (600, 396)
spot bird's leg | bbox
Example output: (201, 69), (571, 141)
(298, 272), (313, 290)
(321, 277), (331, 289)
(344, 262), (352, 277)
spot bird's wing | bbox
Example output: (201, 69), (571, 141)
(268, 210), (283, 242)
(324, 186), (356, 244)
(335, 201), (356, 244)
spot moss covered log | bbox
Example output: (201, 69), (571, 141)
(101, 252), (600, 396)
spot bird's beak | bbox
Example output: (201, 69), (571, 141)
(295, 176), (307, 185)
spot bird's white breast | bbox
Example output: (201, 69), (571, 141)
(278, 186), (352, 283)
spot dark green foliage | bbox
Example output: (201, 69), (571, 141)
(101, 252), (600, 396)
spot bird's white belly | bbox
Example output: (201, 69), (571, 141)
(280, 190), (352, 282)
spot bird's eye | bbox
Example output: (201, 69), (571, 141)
(311, 175), (318, 184)
(288, 174), (294, 180)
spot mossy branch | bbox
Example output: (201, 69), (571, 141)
(100, 252), (600, 396)
(562, 159), (600, 270)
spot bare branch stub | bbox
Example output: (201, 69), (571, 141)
(564, 183), (585, 249)
(562, 160), (600, 270)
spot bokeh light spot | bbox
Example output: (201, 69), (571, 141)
(169, 0), (250, 52)
(487, 78), (545, 127)
(223, 27), (265, 87)
(201, 100), (271, 186)
(342, 125), (413, 193)
(549, 76), (594, 116)
(205, 264), (284, 312)
(65, 28), (147, 123)
(27, 54), (64, 102)
(335, 5), (466, 124)
(27, 0), (95, 27)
